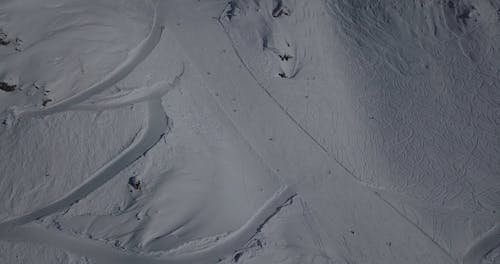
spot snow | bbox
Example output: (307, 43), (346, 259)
(0, 0), (499, 263)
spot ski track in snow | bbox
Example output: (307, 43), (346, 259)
(0, 185), (296, 264)
(216, 7), (461, 264)
(217, 3), (500, 263)
(12, 1), (164, 118)
(0, 3), (298, 263)
(156, 2), (462, 263)
(0, 99), (168, 228)
(0, 8), (175, 248)
(70, 64), (184, 112)
(1, 1), (496, 263)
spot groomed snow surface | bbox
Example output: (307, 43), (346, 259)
(0, 0), (499, 263)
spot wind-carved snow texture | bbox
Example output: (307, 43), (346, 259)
(0, 2), (299, 263)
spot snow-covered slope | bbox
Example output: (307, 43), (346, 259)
(0, 0), (499, 263)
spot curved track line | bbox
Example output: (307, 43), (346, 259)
(0, 185), (295, 264)
(217, 14), (462, 263)
(157, 3), (458, 262)
(70, 65), (184, 111)
(218, 10), (388, 191)
(0, 99), (168, 228)
(14, 2), (164, 118)
(158, 185), (295, 263)
(463, 223), (500, 264)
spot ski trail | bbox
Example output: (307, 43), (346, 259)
(13, 1), (164, 118)
(216, 5), (468, 262)
(218, 10), (459, 262)
(463, 223), (500, 264)
(70, 65), (184, 111)
(161, 2), (457, 263)
(0, 185), (296, 264)
(0, 99), (168, 228)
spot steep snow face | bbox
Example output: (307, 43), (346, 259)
(0, 0), (499, 263)
(325, 0), (500, 212)
(220, 0), (500, 261)
(223, 0), (500, 212)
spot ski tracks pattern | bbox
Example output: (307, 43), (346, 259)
(0, 2), (297, 263)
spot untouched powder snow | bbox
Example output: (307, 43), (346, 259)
(0, 0), (499, 263)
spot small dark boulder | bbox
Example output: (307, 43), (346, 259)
(0, 82), (16, 92)
(0, 32), (9, 45)
(42, 98), (52, 106)
(128, 176), (141, 190)
(233, 252), (243, 262)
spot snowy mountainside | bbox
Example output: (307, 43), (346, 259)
(0, 0), (499, 264)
